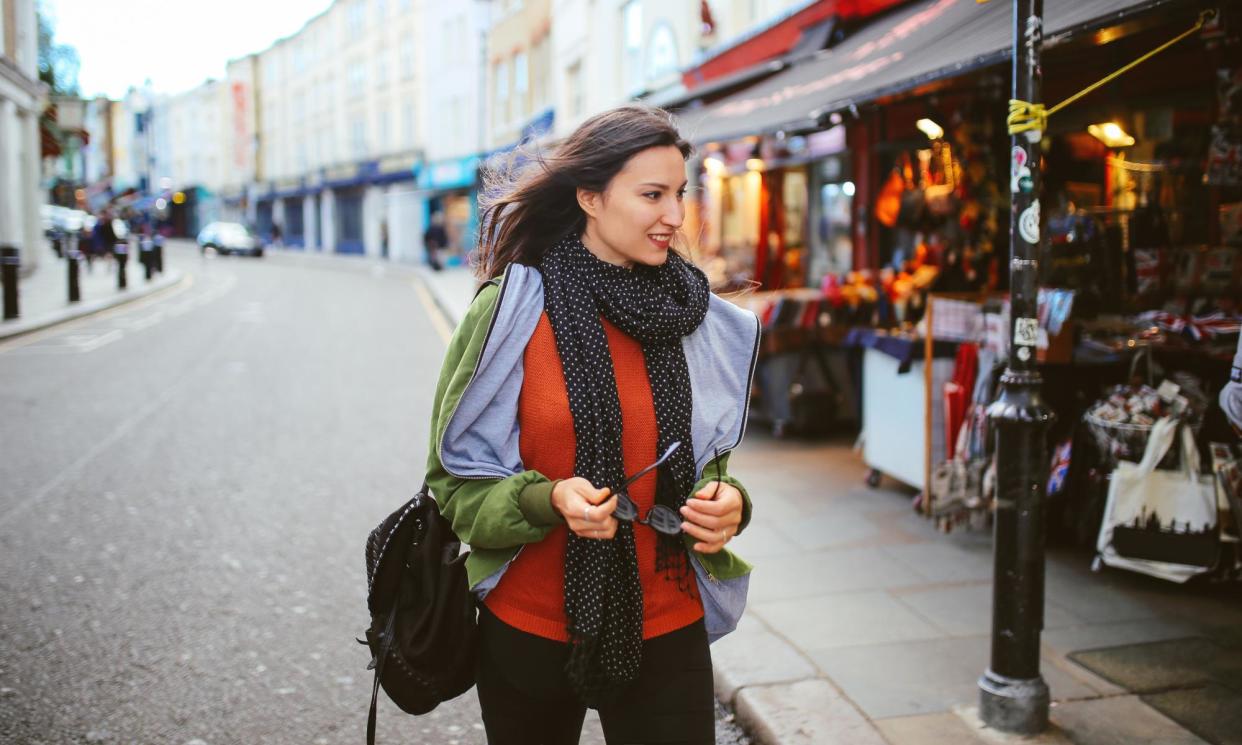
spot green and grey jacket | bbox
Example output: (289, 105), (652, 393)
(425, 263), (761, 642)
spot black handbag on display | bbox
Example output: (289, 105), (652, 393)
(360, 482), (477, 745)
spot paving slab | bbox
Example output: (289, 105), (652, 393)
(1046, 695), (1211, 745)
(754, 591), (942, 652)
(892, 581), (1082, 636)
(1068, 637), (1242, 693)
(881, 540), (996, 584)
(711, 613), (819, 704)
(747, 546), (926, 603)
(877, 708), (1077, 745)
(734, 679), (887, 745)
(1041, 618), (1204, 657)
(808, 636), (1101, 720)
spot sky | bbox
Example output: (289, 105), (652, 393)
(45, 0), (335, 99)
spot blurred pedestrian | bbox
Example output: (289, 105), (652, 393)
(425, 105), (759, 745)
(423, 212), (447, 271)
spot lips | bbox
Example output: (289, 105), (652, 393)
(647, 233), (672, 249)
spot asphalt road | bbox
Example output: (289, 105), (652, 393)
(0, 243), (750, 745)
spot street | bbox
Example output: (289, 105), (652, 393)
(0, 242), (599, 744)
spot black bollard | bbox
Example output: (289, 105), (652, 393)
(114, 242), (129, 290)
(68, 249), (81, 302)
(154, 236), (164, 273)
(1, 245), (19, 320)
(52, 232), (64, 258)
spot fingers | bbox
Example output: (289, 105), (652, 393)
(680, 518), (733, 554)
(690, 482), (744, 514)
(561, 481), (617, 540)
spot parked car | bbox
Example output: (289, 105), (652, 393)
(197, 222), (264, 257)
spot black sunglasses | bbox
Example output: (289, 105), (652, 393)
(611, 441), (684, 536)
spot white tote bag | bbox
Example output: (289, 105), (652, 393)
(1095, 417), (1218, 582)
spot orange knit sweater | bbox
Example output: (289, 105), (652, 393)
(482, 312), (703, 642)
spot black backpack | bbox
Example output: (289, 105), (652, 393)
(360, 483), (477, 744)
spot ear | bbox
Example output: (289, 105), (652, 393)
(576, 187), (602, 219)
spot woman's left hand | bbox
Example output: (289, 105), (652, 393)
(680, 482), (744, 554)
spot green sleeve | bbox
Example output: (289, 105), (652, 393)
(690, 450), (753, 535)
(424, 283), (562, 550)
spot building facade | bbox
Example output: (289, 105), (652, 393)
(0, 0), (43, 272)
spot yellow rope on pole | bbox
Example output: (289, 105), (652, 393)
(1007, 8), (1215, 136)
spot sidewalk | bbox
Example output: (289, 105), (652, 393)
(416, 265), (1241, 745)
(0, 239), (184, 340)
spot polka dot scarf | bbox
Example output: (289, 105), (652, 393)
(539, 234), (709, 707)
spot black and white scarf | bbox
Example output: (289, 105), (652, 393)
(538, 234), (710, 707)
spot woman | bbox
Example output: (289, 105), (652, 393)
(426, 105), (759, 744)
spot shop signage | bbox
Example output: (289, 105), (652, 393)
(417, 155), (481, 191)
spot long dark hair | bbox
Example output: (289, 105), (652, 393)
(475, 105), (693, 279)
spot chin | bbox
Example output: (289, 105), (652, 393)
(633, 250), (671, 267)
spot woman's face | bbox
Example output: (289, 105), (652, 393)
(578, 145), (687, 269)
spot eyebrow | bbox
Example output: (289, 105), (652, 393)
(638, 181), (688, 189)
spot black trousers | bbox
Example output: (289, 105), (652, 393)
(475, 605), (715, 745)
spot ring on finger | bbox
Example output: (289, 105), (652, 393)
(583, 504), (592, 522)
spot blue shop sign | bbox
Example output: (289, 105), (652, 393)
(417, 155), (481, 191)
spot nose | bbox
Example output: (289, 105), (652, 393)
(662, 197), (684, 230)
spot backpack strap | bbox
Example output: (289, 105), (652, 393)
(473, 276), (501, 300)
(366, 605), (399, 745)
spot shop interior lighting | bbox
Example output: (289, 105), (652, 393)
(703, 156), (725, 177)
(746, 158), (765, 171)
(1088, 122), (1135, 148)
(916, 118), (944, 140)
(843, 181), (856, 197)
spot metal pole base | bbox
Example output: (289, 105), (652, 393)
(979, 669), (1049, 735)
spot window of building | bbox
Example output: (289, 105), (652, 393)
(400, 39), (415, 79)
(566, 61), (583, 118)
(348, 1), (365, 35)
(621, 0), (643, 95)
(378, 108), (390, 152)
(375, 0), (387, 21)
(646, 23), (679, 83)
(348, 61), (365, 97)
(495, 59), (510, 129)
(351, 117), (367, 158)
(404, 103), (416, 147)
(513, 51), (528, 120)
(376, 53), (388, 88)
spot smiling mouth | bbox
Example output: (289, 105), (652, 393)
(647, 234), (672, 247)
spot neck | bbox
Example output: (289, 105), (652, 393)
(580, 228), (634, 270)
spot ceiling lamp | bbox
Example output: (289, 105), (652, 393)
(1088, 122), (1135, 148)
(916, 118), (944, 140)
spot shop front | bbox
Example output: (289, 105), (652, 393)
(415, 154), (482, 268)
(677, 0), (1242, 575)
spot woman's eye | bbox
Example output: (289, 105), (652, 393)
(676, 190), (686, 200)
(643, 192), (661, 200)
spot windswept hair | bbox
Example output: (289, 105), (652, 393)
(474, 105), (693, 280)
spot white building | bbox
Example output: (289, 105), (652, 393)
(252, 0), (423, 258)
(0, 0), (44, 273)
(414, 0), (490, 265)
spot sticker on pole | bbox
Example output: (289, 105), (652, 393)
(1018, 200), (1040, 244)
(1014, 317), (1039, 347)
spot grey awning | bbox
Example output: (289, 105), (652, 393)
(676, 0), (1168, 145)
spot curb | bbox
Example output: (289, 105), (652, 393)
(0, 269), (186, 341)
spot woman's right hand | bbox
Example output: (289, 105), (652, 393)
(551, 478), (617, 540)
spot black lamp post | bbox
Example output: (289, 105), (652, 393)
(979, 0), (1054, 734)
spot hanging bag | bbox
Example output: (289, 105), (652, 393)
(1095, 418), (1219, 582)
(359, 483), (478, 745)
